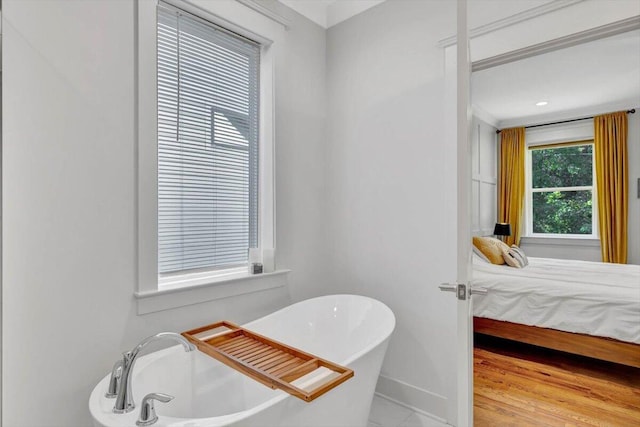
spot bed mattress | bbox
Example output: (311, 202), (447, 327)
(472, 256), (640, 344)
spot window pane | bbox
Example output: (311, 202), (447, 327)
(157, 6), (259, 274)
(531, 145), (592, 188)
(532, 190), (592, 234)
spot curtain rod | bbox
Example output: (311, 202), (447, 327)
(496, 109), (636, 134)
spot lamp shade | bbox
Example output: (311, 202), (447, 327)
(493, 222), (512, 237)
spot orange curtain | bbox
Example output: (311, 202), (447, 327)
(594, 112), (628, 263)
(498, 127), (525, 246)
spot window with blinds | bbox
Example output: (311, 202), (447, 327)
(157, 4), (260, 275)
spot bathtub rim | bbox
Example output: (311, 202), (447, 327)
(243, 293), (396, 366)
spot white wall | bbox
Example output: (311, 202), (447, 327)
(326, 0), (459, 420)
(626, 111), (640, 265)
(324, 1), (640, 422)
(469, 0), (640, 62)
(1, 1), (327, 426)
(267, 0), (331, 301)
(520, 236), (602, 261)
(471, 116), (498, 237)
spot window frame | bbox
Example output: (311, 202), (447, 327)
(524, 140), (598, 239)
(135, 0), (285, 314)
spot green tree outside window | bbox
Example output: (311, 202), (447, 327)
(530, 144), (593, 235)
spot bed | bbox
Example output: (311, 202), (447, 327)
(472, 255), (640, 368)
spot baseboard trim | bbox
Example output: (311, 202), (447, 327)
(375, 375), (448, 422)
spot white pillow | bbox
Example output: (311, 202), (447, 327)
(510, 245), (529, 266)
(502, 245), (529, 268)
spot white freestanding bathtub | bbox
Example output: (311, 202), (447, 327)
(89, 294), (395, 427)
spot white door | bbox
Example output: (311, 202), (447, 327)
(441, 1), (485, 425)
(455, 1), (473, 425)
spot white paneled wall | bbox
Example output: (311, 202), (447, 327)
(627, 112), (640, 265)
(471, 116), (497, 236)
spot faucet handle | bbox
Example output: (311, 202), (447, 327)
(105, 360), (123, 398)
(136, 393), (174, 426)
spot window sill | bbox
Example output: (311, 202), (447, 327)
(135, 269), (291, 315)
(520, 236), (600, 247)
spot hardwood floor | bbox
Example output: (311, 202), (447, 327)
(474, 334), (640, 427)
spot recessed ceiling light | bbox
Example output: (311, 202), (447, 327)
(536, 101), (549, 106)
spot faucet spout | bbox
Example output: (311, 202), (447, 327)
(129, 332), (195, 359)
(113, 332), (195, 414)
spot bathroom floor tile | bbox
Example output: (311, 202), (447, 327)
(399, 412), (449, 427)
(368, 395), (414, 427)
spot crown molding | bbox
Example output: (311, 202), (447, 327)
(473, 15), (640, 71)
(437, 0), (584, 48)
(472, 104), (499, 128)
(236, 0), (291, 30)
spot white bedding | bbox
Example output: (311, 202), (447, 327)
(472, 256), (640, 344)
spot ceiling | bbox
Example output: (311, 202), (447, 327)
(278, 0), (553, 30)
(472, 29), (640, 126)
(278, 0), (385, 28)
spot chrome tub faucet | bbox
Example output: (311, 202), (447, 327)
(112, 332), (195, 414)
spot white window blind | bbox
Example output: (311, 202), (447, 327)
(157, 4), (260, 275)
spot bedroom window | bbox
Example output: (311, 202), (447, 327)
(157, 4), (260, 277)
(526, 141), (597, 238)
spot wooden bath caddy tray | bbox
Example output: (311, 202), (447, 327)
(182, 321), (354, 402)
